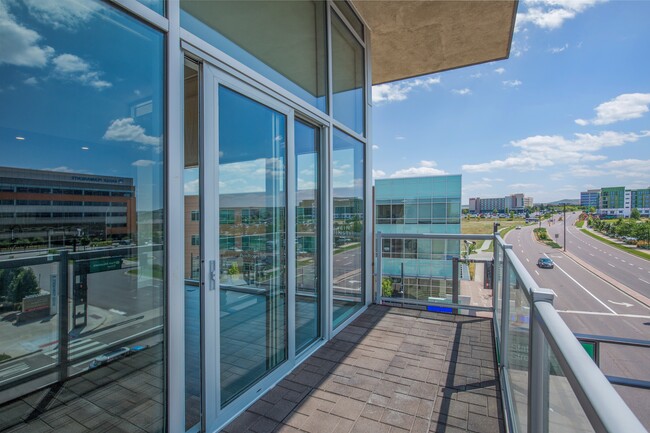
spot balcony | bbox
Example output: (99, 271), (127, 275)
(0, 233), (647, 433)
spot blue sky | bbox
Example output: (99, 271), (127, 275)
(371, 0), (650, 204)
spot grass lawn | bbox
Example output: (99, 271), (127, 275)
(580, 229), (650, 261)
(462, 218), (526, 235)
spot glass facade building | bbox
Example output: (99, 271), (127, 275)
(375, 175), (461, 300)
(0, 1), (370, 432)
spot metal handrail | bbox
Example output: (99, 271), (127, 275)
(536, 302), (647, 433)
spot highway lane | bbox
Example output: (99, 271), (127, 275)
(505, 223), (650, 427)
(547, 212), (650, 298)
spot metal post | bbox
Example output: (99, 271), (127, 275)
(563, 204), (566, 252)
(528, 288), (555, 433)
(452, 257), (459, 314)
(499, 244), (513, 368)
(58, 251), (69, 382)
(375, 232), (382, 304)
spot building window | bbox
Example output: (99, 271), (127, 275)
(191, 210), (200, 221)
(192, 234), (201, 245)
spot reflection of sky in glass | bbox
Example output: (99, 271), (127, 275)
(332, 129), (364, 195)
(0, 0), (164, 211)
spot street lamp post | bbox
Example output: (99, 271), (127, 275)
(563, 203), (567, 252)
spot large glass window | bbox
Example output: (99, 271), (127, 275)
(295, 120), (321, 353)
(0, 0), (165, 429)
(332, 12), (365, 135)
(181, 0), (327, 112)
(218, 86), (287, 406)
(332, 129), (364, 328)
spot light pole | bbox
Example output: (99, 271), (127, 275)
(563, 203), (567, 252)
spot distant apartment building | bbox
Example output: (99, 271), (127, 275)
(376, 175), (461, 299)
(580, 189), (600, 209)
(0, 167), (136, 244)
(468, 193), (532, 214)
(596, 186), (650, 217)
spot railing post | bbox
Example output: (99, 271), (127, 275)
(528, 288), (555, 433)
(452, 256), (459, 314)
(58, 251), (69, 382)
(375, 232), (382, 304)
(499, 244), (512, 368)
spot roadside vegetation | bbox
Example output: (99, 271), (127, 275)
(587, 217), (650, 251)
(533, 228), (561, 249)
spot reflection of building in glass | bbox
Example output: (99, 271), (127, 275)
(376, 175), (461, 299)
(0, 167), (136, 245)
(468, 193), (532, 214)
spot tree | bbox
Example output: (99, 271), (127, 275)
(0, 268), (18, 301)
(8, 268), (39, 303)
(589, 206), (596, 214)
(381, 277), (393, 297)
(630, 208), (641, 220)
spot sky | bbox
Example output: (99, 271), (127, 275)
(371, 0), (650, 205)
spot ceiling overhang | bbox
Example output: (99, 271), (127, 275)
(351, 0), (518, 85)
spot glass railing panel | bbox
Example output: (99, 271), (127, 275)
(548, 347), (595, 433)
(506, 265), (530, 433)
(378, 234), (493, 317)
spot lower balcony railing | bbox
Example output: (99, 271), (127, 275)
(375, 231), (647, 433)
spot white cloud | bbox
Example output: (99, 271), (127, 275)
(44, 166), (77, 173)
(395, 136), (406, 140)
(103, 118), (160, 147)
(575, 93), (650, 126)
(503, 80), (522, 87)
(494, 67), (506, 74)
(470, 72), (483, 79)
(184, 178), (198, 195)
(0, 0), (54, 67)
(462, 130), (650, 173)
(452, 88), (471, 95)
(53, 53), (111, 89)
(549, 43), (569, 53)
(372, 76), (441, 104)
(387, 160), (447, 178)
(516, 0), (605, 31)
(509, 183), (540, 189)
(132, 159), (156, 167)
(597, 159), (650, 179)
(23, 0), (99, 31)
(24, 77), (38, 85)
(482, 177), (504, 182)
(372, 169), (386, 179)
(372, 144), (379, 150)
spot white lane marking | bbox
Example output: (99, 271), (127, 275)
(608, 300), (633, 307)
(608, 263), (615, 267)
(578, 246), (582, 249)
(521, 249), (524, 253)
(639, 267), (644, 270)
(629, 263), (634, 266)
(0, 362), (30, 379)
(526, 258), (529, 263)
(545, 253), (618, 315)
(589, 253), (594, 256)
(640, 278), (650, 285)
(534, 270), (539, 276)
(556, 311), (650, 319)
(621, 260), (626, 263)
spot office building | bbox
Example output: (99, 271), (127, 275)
(375, 175), (461, 299)
(468, 193), (533, 214)
(0, 1), (518, 432)
(580, 189), (600, 209)
(597, 186), (650, 217)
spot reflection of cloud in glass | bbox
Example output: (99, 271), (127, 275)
(44, 165), (80, 173)
(23, 0), (99, 31)
(297, 153), (316, 191)
(53, 53), (111, 89)
(184, 168), (199, 196)
(333, 149), (355, 189)
(220, 158), (285, 194)
(0, 0), (54, 67)
(132, 159), (155, 167)
(103, 117), (160, 147)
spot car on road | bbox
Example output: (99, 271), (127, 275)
(537, 258), (554, 269)
(88, 346), (130, 369)
(515, 226), (521, 230)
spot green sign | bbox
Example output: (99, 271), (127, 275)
(88, 257), (122, 274)
(580, 340), (598, 365)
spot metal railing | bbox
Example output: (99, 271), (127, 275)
(374, 231), (647, 433)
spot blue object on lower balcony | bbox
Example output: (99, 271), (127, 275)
(427, 305), (452, 314)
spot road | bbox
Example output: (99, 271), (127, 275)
(505, 223), (650, 427)
(547, 212), (650, 298)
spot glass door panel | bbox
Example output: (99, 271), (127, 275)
(217, 85), (288, 407)
(295, 120), (320, 353)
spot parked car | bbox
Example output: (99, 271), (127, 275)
(515, 226), (522, 230)
(537, 258), (554, 269)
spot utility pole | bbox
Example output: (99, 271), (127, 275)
(563, 203), (567, 252)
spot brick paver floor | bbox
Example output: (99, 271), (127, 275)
(222, 304), (504, 433)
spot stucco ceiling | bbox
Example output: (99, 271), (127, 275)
(351, 0), (518, 85)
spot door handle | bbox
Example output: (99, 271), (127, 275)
(209, 259), (216, 291)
